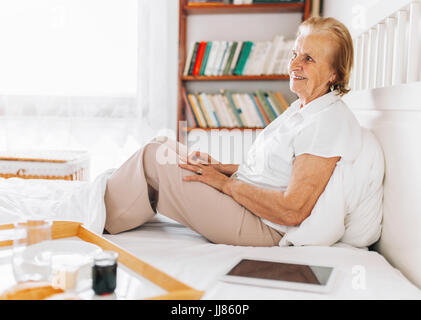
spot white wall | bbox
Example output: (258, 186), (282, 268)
(322, 0), (413, 37)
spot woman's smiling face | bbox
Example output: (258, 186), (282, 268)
(288, 32), (338, 106)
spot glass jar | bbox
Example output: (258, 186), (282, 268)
(92, 251), (118, 296)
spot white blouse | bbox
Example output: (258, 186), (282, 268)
(233, 91), (363, 233)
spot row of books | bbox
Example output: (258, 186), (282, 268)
(183, 36), (295, 76)
(187, 0), (304, 4)
(184, 90), (289, 128)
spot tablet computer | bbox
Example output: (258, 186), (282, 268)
(221, 257), (338, 293)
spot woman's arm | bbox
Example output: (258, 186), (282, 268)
(222, 154), (340, 226)
(179, 153), (339, 226)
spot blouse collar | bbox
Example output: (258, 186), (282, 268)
(290, 92), (341, 120)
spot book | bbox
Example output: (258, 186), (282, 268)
(269, 37), (285, 75)
(243, 93), (265, 127)
(248, 93), (267, 127)
(233, 93), (249, 127)
(256, 90), (276, 122)
(184, 42), (197, 76)
(211, 41), (225, 76)
(199, 42), (213, 76)
(263, 91), (279, 118)
(209, 94), (228, 127)
(217, 41), (231, 75)
(233, 93), (251, 127)
(252, 41), (272, 75)
(203, 93), (222, 127)
(241, 42), (255, 75)
(234, 41), (253, 75)
(209, 94), (230, 127)
(230, 41), (244, 75)
(274, 39), (288, 75)
(204, 41), (220, 76)
(183, 91), (199, 127)
(188, 42), (200, 75)
(197, 93), (215, 127)
(221, 94), (239, 127)
(211, 40), (227, 76)
(268, 91), (284, 115)
(263, 35), (284, 75)
(222, 41), (238, 75)
(216, 94), (235, 127)
(245, 93), (262, 127)
(188, 94), (208, 128)
(192, 41), (207, 76)
(253, 93), (270, 125)
(225, 91), (244, 127)
(243, 41), (260, 75)
(274, 91), (289, 111)
(272, 39), (294, 75)
(253, 93), (271, 125)
(266, 94), (280, 117)
(214, 91), (237, 128)
(239, 93), (259, 127)
(245, 41), (271, 75)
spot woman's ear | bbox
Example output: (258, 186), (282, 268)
(328, 71), (337, 85)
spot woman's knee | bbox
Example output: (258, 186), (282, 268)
(146, 137), (185, 165)
(143, 140), (181, 173)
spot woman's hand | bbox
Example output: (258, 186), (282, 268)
(178, 161), (232, 194)
(182, 151), (239, 176)
(184, 151), (220, 166)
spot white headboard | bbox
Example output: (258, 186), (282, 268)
(343, 81), (421, 289)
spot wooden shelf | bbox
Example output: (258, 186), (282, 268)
(184, 3), (305, 15)
(182, 75), (290, 81)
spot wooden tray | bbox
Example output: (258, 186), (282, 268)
(0, 220), (204, 300)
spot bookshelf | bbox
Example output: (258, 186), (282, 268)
(177, 0), (312, 145)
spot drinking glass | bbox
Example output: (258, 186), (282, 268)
(12, 220), (53, 283)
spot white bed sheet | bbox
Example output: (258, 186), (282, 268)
(0, 176), (420, 299)
(104, 214), (421, 300)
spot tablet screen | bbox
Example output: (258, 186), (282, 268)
(226, 259), (334, 286)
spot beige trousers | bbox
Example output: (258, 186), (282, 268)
(104, 136), (283, 247)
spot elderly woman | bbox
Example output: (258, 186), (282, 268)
(104, 17), (383, 247)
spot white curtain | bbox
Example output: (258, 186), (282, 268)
(0, 0), (179, 180)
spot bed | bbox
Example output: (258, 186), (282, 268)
(1, 82), (421, 299)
